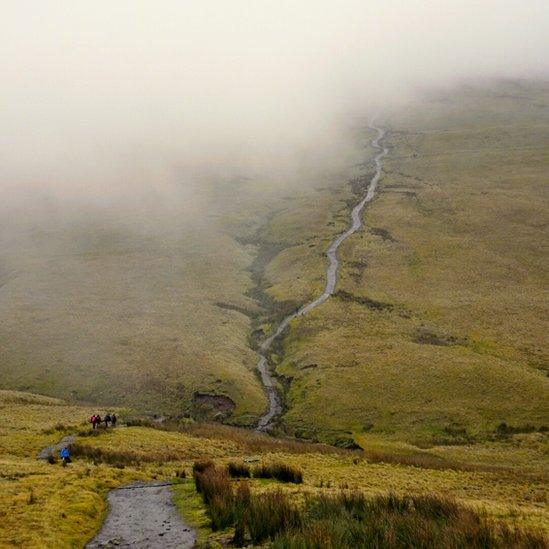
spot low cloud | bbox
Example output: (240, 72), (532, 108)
(1, 0), (547, 217)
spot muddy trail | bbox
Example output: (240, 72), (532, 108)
(86, 481), (195, 548)
(256, 123), (388, 430)
(37, 433), (195, 547)
(37, 434), (76, 460)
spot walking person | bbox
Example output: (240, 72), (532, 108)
(60, 446), (71, 466)
(90, 414), (97, 430)
(111, 413), (117, 427)
(95, 414), (102, 429)
(104, 413), (111, 428)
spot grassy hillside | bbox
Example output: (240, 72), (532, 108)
(1, 80), (546, 446)
(257, 81), (549, 445)
(0, 188), (268, 422)
(1, 391), (546, 546)
(0, 138), (362, 425)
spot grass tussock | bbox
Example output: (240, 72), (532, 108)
(190, 465), (547, 548)
(192, 462), (235, 530)
(192, 460), (301, 542)
(193, 465), (231, 504)
(243, 489), (302, 545)
(253, 462), (303, 483)
(192, 459), (215, 476)
(227, 461), (251, 478)
(273, 492), (547, 549)
(68, 443), (179, 466)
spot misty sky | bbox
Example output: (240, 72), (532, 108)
(1, 0), (547, 212)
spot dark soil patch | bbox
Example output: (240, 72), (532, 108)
(414, 328), (464, 346)
(349, 173), (375, 195)
(193, 392), (235, 412)
(193, 392), (236, 421)
(334, 290), (393, 311)
(381, 189), (418, 198)
(345, 260), (368, 283)
(494, 422), (548, 439)
(215, 301), (255, 317)
(369, 227), (397, 242)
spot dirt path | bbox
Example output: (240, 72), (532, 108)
(37, 434), (76, 460)
(86, 481), (195, 548)
(256, 122), (388, 430)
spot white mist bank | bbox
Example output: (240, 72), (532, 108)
(0, 0), (547, 220)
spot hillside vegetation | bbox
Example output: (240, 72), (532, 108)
(0, 127), (365, 425)
(1, 84), (547, 546)
(258, 81), (549, 445)
(0, 391), (546, 547)
(3, 80), (543, 448)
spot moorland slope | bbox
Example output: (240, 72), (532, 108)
(259, 81), (549, 445)
(1, 391), (546, 546)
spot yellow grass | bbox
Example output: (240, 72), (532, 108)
(262, 81), (549, 444)
(0, 391), (547, 547)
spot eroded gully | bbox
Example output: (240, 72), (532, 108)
(256, 122), (388, 431)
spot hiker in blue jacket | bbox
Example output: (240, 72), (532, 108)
(60, 446), (71, 466)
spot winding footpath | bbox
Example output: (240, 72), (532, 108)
(37, 437), (195, 547)
(87, 481), (195, 548)
(256, 122), (388, 430)
(37, 434), (76, 460)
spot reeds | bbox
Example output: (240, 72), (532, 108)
(243, 489), (301, 545)
(227, 460), (251, 478)
(271, 492), (547, 548)
(252, 462), (303, 483)
(192, 461), (235, 530)
(190, 461), (547, 548)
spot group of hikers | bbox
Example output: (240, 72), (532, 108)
(90, 412), (117, 429)
(56, 413), (120, 466)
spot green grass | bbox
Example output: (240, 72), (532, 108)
(188, 461), (547, 547)
(0, 127), (364, 427)
(1, 391), (547, 546)
(173, 480), (221, 548)
(258, 80), (549, 445)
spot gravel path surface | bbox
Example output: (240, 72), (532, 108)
(256, 122), (388, 430)
(37, 434), (76, 460)
(86, 481), (195, 548)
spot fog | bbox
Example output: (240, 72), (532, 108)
(1, 0), (548, 222)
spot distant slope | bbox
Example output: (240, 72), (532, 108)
(0, 143), (362, 424)
(265, 80), (549, 444)
(0, 209), (265, 422)
(2, 81), (546, 441)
